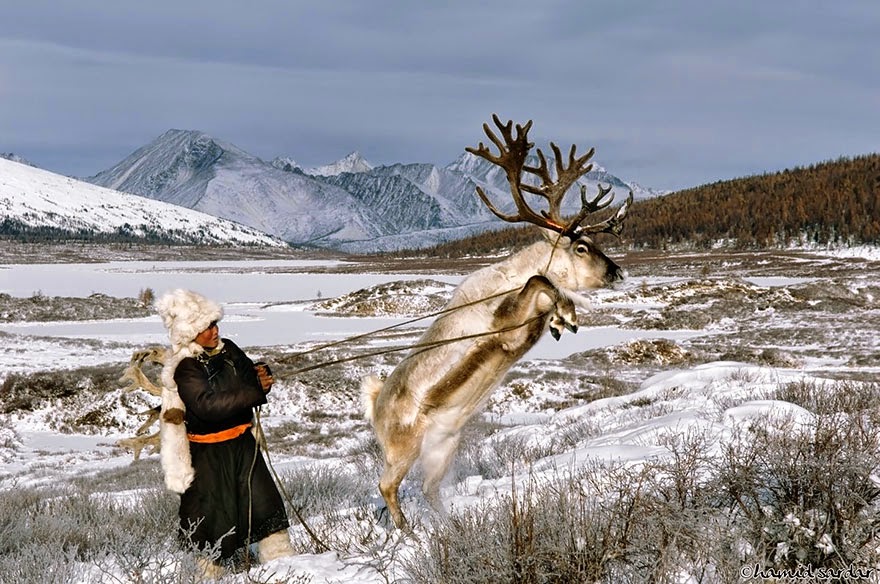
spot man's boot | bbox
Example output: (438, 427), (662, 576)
(258, 529), (295, 562)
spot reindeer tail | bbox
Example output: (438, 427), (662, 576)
(360, 375), (383, 422)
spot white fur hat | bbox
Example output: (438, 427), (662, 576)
(155, 289), (223, 351)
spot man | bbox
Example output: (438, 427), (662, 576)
(155, 289), (293, 576)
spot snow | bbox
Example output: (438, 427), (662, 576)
(0, 249), (876, 582)
(818, 244), (880, 261)
(306, 151), (374, 177)
(0, 157), (285, 246)
(0, 261), (465, 375)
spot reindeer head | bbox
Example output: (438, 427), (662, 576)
(538, 228), (625, 291)
(466, 114), (631, 291)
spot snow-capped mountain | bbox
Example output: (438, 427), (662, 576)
(270, 156), (301, 173)
(270, 151), (373, 177)
(84, 130), (662, 251)
(87, 131), (385, 246)
(320, 162), (498, 234)
(313, 151), (372, 176)
(0, 157), (284, 246)
(445, 152), (666, 206)
(310, 151), (373, 176)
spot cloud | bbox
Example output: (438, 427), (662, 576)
(0, 0), (878, 190)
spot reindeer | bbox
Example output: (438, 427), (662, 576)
(361, 115), (633, 529)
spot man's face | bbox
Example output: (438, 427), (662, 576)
(194, 321), (219, 349)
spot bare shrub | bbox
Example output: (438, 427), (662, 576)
(772, 378), (880, 420)
(406, 467), (622, 583)
(567, 373), (637, 403)
(137, 287), (155, 308)
(274, 462), (392, 554)
(716, 408), (880, 570)
(613, 339), (692, 366)
(406, 452), (727, 584)
(0, 364), (122, 415)
(278, 463), (374, 513)
(407, 385), (880, 582)
(0, 371), (77, 413)
(551, 417), (603, 450)
(0, 545), (87, 584)
(720, 346), (801, 367)
(0, 292), (151, 322)
(0, 480), (204, 583)
(453, 425), (558, 483)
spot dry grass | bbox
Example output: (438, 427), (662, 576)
(407, 382), (880, 582)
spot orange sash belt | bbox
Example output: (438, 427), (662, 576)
(187, 423), (251, 444)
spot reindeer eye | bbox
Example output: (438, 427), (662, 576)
(575, 243), (590, 255)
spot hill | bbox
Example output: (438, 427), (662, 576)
(626, 154), (880, 249)
(399, 154), (880, 257)
(0, 157), (285, 246)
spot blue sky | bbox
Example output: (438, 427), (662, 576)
(1, 0), (877, 190)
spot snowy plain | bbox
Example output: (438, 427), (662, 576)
(0, 247), (878, 582)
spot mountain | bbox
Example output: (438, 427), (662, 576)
(0, 157), (284, 246)
(85, 130), (660, 252)
(320, 162), (500, 233)
(270, 151), (372, 177)
(87, 130), (385, 246)
(445, 152), (665, 208)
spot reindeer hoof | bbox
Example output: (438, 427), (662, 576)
(566, 323), (579, 334)
(550, 327), (562, 341)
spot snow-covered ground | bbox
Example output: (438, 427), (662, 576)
(0, 247), (877, 582)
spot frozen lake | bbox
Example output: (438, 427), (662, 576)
(0, 259), (708, 367)
(0, 260), (461, 347)
(0, 259), (444, 302)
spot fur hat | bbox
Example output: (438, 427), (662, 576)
(155, 289), (223, 352)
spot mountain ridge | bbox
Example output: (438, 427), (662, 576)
(85, 129), (655, 251)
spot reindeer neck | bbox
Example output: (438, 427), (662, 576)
(496, 240), (572, 287)
(455, 240), (573, 307)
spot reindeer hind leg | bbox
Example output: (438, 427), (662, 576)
(377, 437), (421, 530)
(419, 425), (462, 515)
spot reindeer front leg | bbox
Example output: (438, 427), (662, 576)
(494, 275), (578, 347)
(548, 294), (578, 340)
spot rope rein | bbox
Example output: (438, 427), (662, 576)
(283, 284), (522, 363)
(284, 240), (569, 374)
(287, 311), (548, 375)
(253, 406), (332, 553)
(244, 420), (260, 573)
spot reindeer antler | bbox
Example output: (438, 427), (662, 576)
(466, 114), (633, 238)
(119, 347), (167, 396)
(117, 347), (168, 460)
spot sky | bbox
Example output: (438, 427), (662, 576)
(0, 0), (878, 192)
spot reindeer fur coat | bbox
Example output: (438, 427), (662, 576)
(155, 289), (224, 493)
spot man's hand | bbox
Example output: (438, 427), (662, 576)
(254, 362), (274, 393)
